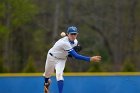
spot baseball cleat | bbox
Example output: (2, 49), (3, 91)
(44, 79), (51, 93)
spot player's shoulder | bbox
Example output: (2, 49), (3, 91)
(60, 36), (68, 42)
(57, 36), (69, 44)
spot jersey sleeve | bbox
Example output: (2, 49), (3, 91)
(69, 49), (90, 62)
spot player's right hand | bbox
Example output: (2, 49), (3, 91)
(90, 56), (101, 62)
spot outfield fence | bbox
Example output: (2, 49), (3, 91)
(0, 72), (140, 93)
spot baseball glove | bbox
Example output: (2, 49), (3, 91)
(73, 44), (82, 52)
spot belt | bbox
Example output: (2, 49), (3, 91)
(49, 53), (66, 60)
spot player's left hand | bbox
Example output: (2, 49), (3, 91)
(90, 56), (101, 62)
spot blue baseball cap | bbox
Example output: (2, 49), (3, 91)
(67, 26), (78, 34)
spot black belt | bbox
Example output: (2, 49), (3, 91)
(49, 53), (53, 56)
(49, 53), (66, 59)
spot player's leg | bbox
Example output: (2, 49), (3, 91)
(44, 54), (57, 92)
(55, 59), (66, 93)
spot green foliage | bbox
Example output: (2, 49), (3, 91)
(10, 0), (38, 27)
(33, 29), (47, 52)
(122, 59), (136, 72)
(0, 57), (7, 73)
(88, 63), (102, 72)
(0, 0), (140, 72)
(0, 0), (39, 73)
(0, 2), (5, 18)
(23, 56), (36, 73)
(0, 25), (9, 37)
(0, 57), (4, 73)
(0, 0), (38, 27)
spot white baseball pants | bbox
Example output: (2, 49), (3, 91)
(44, 53), (67, 81)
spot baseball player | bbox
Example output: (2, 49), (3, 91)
(43, 26), (101, 93)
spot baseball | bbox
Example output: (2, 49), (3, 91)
(60, 32), (66, 37)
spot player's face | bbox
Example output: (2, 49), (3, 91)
(68, 33), (78, 41)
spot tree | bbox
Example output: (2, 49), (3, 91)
(0, 0), (38, 72)
(23, 56), (36, 73)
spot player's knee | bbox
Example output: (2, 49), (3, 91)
(56, 73), (64, 81)
(43, 72), (52, 78)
